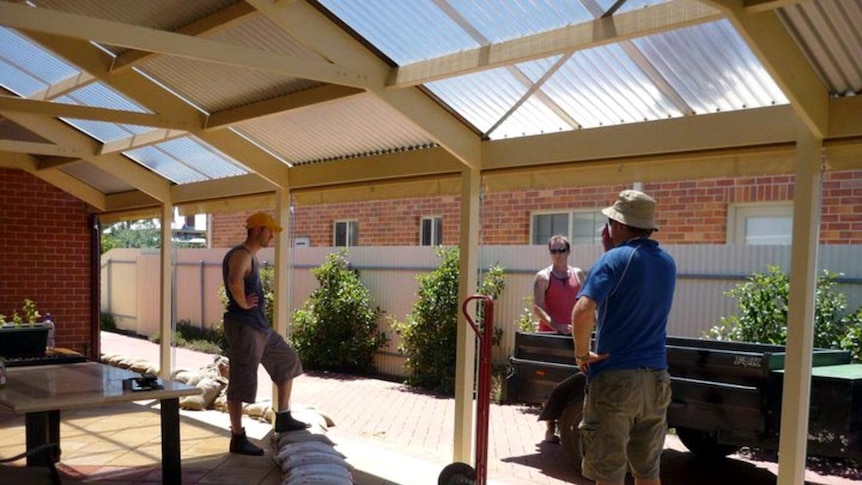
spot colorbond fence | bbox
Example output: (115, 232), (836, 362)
(101, 245), (862, 377)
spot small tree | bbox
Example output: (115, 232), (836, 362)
(707, 265), (862, 361)
(395, 247), (505, 395)
(290, 251), (387, 373)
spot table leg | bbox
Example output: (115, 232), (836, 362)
(160, 397), (181, 485)
(25, 410), (60, 465)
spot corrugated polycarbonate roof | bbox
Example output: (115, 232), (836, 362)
(54, 82), (155, 143)
(633, 20), (788, 114)
(321, 1), (789, 139)
(0, 27), (79, 97)
(124, 136), (249, 184)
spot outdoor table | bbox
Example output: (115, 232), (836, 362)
(0, 361), (200, 485)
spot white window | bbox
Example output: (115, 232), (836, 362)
(420, 216), (442, 246)
(333, 220), (358, 247)
(727, 203), (793, 245)
(531, 210), (604, 245)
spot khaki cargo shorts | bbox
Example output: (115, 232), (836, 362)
(578, 368), (671, 483)
(224, 317), (303, 403)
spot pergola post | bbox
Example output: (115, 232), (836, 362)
(159, 202), (175, 379)
(453, 168), (481, 463)
(776, 121), (822, 485)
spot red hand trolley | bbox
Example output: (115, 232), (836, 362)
(438, 294), (494, 485)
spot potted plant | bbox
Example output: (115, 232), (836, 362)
(0, 298), (51, 358)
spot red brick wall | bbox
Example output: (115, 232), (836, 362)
(0, 169), (94, 356)
(210, 170), (862, 247)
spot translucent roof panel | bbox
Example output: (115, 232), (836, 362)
(632, 20), (789, 114)
(57, 82), (151, 113)
(426, 64), (549, 135)
(594, 0), (672, 15)
(124, 136), (248, 185)
(490, 95), (571, 140)
(539, 45), (683, 128)
(0, 27), (79, 97)
(445, 0), (593, 43)
(54, 82), (156, 143)
(318, 0), (479, 65)
(58, 119), (152, 144)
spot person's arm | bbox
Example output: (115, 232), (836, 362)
(226, 250), (258, 310)
(573, 267), (586, 287)
(571, 296), (607, 372)
(532, 271), (550, 328)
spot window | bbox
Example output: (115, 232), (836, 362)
(727, 203), (793, 245)
(420, 216), (443, 246)
(531, 210), (604, 245)
(333, 220), (358, 247)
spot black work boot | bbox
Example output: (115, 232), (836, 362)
(230, 428), (264, 456)
(274, 410), (311, 433)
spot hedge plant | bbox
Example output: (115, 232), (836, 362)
(706, 265), (862, 361)
(290, 251), (387, 373)
(394, 247), (505, 395)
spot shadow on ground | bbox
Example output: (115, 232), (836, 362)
(502, 442), (845, 485)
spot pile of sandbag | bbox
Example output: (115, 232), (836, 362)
(272, 408), (354, 485)
(100, 353), (230, 412)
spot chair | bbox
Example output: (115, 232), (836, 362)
(0, 443), (62, 484)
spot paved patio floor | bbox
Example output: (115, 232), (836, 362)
(0, 332), (859, 484)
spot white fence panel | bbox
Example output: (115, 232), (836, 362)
(101, 245), (862, 378)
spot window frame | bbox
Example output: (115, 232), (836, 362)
(727, 202), (793, 245)
(333, 220), (359, 247)
(530, 209), (604, 246)
(420, 215), (443, 246)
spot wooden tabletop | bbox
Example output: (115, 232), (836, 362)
(0, 362), (200, 414)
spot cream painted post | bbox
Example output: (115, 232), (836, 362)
(272, 190), (291, 403)
(454, 168), (480, 463)
(777, 123), (822, 485)
(159, 203), (175, 379)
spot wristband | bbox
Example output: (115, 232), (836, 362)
(575, 353), (590, 361)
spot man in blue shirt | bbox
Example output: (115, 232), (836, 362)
(572, 190), (676, 485)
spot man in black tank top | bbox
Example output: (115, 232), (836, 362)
(222, 212), (309, 456)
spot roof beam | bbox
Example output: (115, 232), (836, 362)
(0, 2), (370, 89)
(110, 2), (258, 73)
(391, 1), (722, 88)
(172, 173), (276, 204)
(0, 139), (91, 157)
(22, 33), (291, 189)
(99, 129), (187, 155)
(205, 85), (365, 130)
(289, 147), (464, 189)
(699, 0), (829, 137)
(483, 105), (799, 169)
(248, 0), (482, 170)
(3, 111), (171, 201)
(0, 96), (199, 130)
(28, 71), (96, 101)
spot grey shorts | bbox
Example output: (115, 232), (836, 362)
(579, 369), (671, 483)
(223, 316), (303, 403)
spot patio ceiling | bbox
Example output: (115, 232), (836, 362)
(0, 0), (860, 215)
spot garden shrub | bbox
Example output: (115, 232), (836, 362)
(707, 265), (862, 361)
(394, 247), (506, 395)
(290, 251), (387, 373)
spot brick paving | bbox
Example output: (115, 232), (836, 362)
(84, 332), (862, 484)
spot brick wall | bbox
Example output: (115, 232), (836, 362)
(0, 168), (94, 356)
(210, 170), (862, 247)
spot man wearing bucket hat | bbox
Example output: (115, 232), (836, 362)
(222, 211), (309, 456)
(571, 190), (676, 485)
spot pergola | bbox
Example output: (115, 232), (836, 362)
(1, 1), (860, 483)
